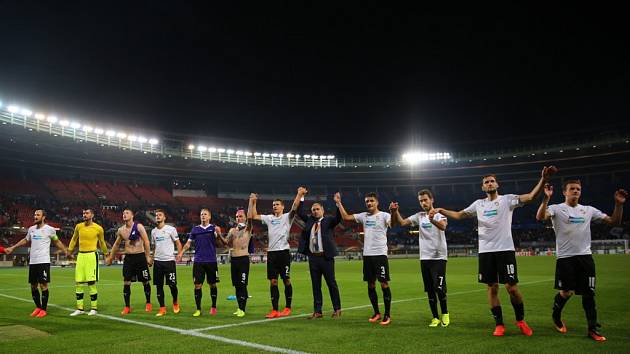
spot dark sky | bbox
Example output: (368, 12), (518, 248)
(1, 3), (628, 150)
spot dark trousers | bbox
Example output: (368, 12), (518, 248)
(308, 255), (341, 313)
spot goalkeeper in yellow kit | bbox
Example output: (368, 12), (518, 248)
(67, 208), (109, 316)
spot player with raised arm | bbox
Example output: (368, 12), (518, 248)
(226, 206), (254, 317)
(435, 166), (557, 336)
(106, 208), (153, 316)
(537, 180), (626, 341)
(390, 189), (449, 327)
(336, 191), (393, 326)
(249, 189), (302, 318)
(5, 210), (69, 318)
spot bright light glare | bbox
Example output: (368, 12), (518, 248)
(402, 151), (452, 164)
(148, 138), (158, 145)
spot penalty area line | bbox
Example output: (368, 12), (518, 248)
(0, 292), (310, 354)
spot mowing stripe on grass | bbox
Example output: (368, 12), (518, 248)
(0, 293), (310, 354)
(0, 282), (121, 291)
(190, 278), (552, 332)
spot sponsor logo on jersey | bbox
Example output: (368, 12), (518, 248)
(569, 216), (585, 224)
(421, 222), (433, 229)
(483, 209), (498, 217)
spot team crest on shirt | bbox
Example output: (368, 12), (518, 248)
(494, 201), (499, 206)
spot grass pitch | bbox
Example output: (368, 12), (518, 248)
(1, 255), (629, 353)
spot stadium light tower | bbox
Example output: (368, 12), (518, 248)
(403, 151), (452, 165)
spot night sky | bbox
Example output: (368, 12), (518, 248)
(1, 3), (628, 150)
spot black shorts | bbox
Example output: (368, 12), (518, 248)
(153, 260), (177, 286)
(267, 250), (291, 280)
(123, 253), (151, 282)
(478, 251), (518, 285)
(421, 260), (447, 293)
(193, 262), (219, 284)
(231, 255), (250, 287)
(28, 263), (50, 284)
(555, 255), (596, 296)
(363, 255), (390, 282)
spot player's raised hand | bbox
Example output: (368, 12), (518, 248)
(614, 189), (628, 204)
(249, 193), (258, 201)
(297, 186), (308, 195)
(5, 246), (13, 255)
(333, 192), (341, 203)
(542, 165), (558, 179)
(544, 183), (554, 199)
(388, 202), (399, 212)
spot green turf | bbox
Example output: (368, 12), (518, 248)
(1, 255), (629, 353)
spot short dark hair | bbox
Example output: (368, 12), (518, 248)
(563, 179), (582, 191)
(417, 189), (434, 199)
(364, 192), (378, 201)
(83, 208), (94, 214)
(155, 209), (167, 219)
(311, 202), (324, 209)
(273, 199), (284, 206)
(482, 174), (498, 183)
(35, 209), (47, 217)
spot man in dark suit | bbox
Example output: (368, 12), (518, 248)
(296, 187), (342, 319)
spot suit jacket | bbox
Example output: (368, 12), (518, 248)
(296, 202), (342, 259)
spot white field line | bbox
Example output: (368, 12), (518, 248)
(0, 293), (310, 354)
(191, 278), (553, 332)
